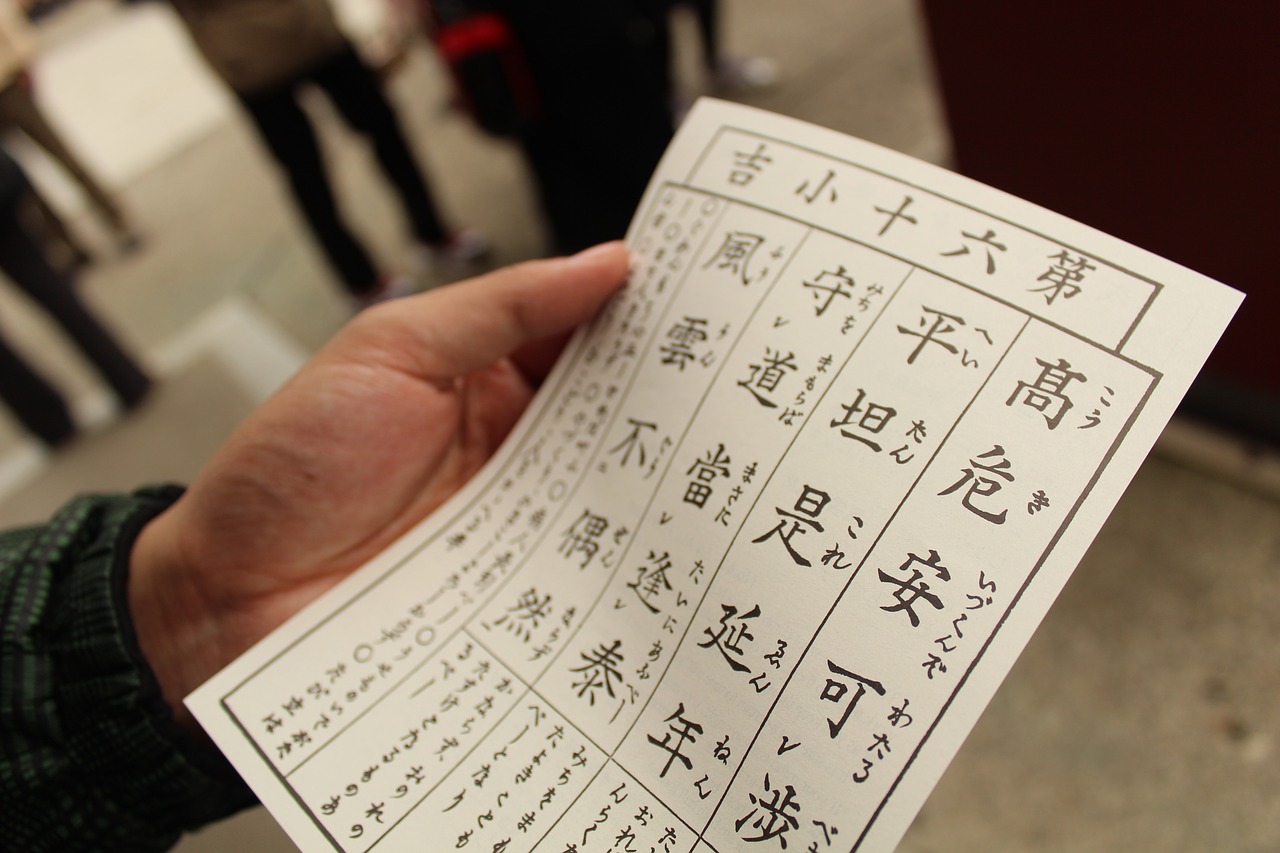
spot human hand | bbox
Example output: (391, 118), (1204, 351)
(129, 243), (629, 730)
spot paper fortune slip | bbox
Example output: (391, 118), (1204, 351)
(188, 99), (1242, 852)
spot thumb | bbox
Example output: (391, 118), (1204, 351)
(338, 242), (630, 379)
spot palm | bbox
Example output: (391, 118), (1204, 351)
(175, 348), (536, 637)
(131, 245), (628, 713)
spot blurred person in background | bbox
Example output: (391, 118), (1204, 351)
(666, 0), (778, 93)
(165, 0), (486, 310)
(0, 0), (142, 266)
(0, 144), (151, 447)
(420, 0), (673, 254)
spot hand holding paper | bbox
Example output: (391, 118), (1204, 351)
(131, 244), (629, 730)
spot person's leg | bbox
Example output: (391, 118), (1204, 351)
(239, 81), (379, 294)
(0, 81), (137, 244)
(312, 45), (449, 246)
(19, 185), (93, 269)
(501, 2), (673, 253)
(0, 206), (150, 410)
(0, 331), (76, 446)
(682, 0), (778, 91)
(688, 0), (720, 73)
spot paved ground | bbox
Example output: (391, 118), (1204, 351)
(1, 1), (1276, 850)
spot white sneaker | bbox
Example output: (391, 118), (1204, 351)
(715, 55), (780, 92)
(416, 229), (490, 272)
(350, 274), (417, 314)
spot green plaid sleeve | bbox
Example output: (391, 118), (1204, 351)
(0, 487), (255, 852)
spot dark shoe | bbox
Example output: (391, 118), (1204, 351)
(116, 373), (153, 411)
(115, 229), (144, 256)
(39, 421), (78, 450)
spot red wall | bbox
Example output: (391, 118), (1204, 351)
(920, 2), (1278, 434)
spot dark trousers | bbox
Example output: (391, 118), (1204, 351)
(0, 200), (150, 446)
(675, 0), (719, 70)
(497, 1), (674, 253)
(238, 45), (448, 295)
(0, 79), (129, 235)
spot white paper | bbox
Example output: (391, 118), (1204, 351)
(188, 99), (1242, 852)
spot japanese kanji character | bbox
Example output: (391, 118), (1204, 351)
(647, 702), (704, 777)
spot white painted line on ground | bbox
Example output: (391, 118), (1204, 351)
(150, 297), (309, 400)
(0, 297), (309, 504)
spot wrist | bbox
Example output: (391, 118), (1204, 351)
(129, 496), (226, 736)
